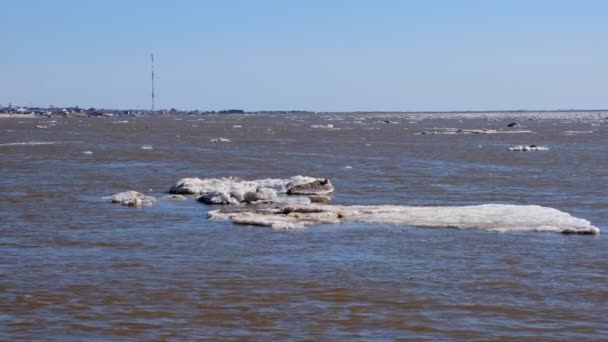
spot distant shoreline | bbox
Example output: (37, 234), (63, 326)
(2, 110), (607, 121)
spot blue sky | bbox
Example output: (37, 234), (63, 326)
(2, 0), (607, 111)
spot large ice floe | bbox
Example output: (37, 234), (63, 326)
(169, 175), (334, 205)
(208, 203), (600, 234)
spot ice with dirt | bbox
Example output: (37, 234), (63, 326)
(169, 175), (334, 204)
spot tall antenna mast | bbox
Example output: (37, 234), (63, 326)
(151, 53), (155, 114)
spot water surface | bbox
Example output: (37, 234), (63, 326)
(1, 114), (607, 340)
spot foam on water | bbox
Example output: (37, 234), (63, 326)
(0, 141), (62, 146)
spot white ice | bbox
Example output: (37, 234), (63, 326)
(208, 203), (599, 234)
(105, 191), (156, 207)
(508, 145), (549, 151)
(169, 175), (334, 205)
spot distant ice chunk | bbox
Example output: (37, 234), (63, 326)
(416, 129), (533, 135)
(210, 138), (231, 142)
(508, 145), (549, 151)
(208, 204), (599, 234)
(310, 124), (334, 129)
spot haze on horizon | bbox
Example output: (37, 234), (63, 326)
(2, 0), (607, 112)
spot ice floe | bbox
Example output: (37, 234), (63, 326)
(508, 145), (549, 151)
(208, 203), (600, 234)
(210, 138), (231, 142)
(105, 191), (156, 207)
(169, 176), (334, 204)
(310, 124), (334, 129)
(416, 128), (533, 135)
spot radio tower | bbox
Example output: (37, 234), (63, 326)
(151, 53), (155, 114)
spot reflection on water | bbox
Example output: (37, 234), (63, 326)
(1, 114), (607, 340)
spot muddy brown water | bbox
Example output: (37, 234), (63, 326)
(1, 114), (607, 341)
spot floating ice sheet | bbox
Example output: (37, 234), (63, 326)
(208, 203), (600, 234)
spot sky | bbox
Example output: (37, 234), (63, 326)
(1, 0), (607, 111)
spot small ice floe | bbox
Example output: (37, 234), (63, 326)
(416, 128), (533, 135)
(35, 125), (48, 129)
(208, 203), (599, 234)
(210, 138), (231, 143)
(310, 124), (334, 129)
(169, 175), (334, 205)
(344, 165), (353, 169)
(508, 145), (548, 151)
(82, 151), (93, 155)
(112, 120), (129, 124)
(232, 125), (243, 128)
(141, 145), (153, 150)
(105, 191), (156, 207)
